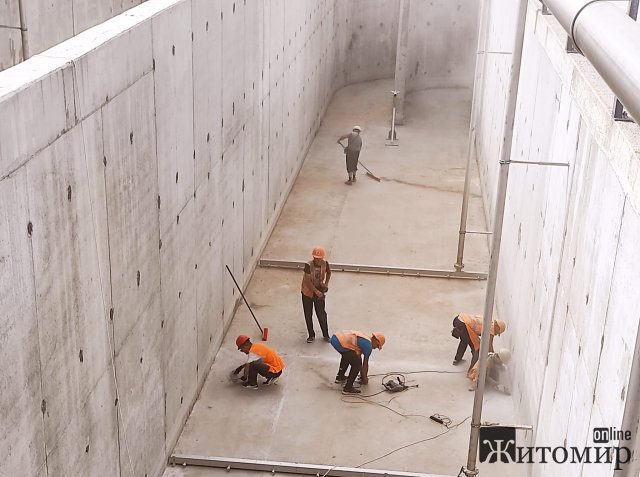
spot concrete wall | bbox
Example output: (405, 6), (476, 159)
(0, 0), (339, 475)
(0, 1), (481, 476)
(0, 0), (148, 71)
(405, 0), (479, 91)
(474, 1), (640, 475)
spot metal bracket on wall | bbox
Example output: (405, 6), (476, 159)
(259, 259), (487, 280)
(541, 1), (551, 15)
(566, 36), (579, 54)
(169, 455), (449, 477)
(613, 98), (634, 122)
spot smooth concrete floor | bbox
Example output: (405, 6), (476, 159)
(163, 80), (523, 477)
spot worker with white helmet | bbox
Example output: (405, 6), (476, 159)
(451, 313), (506, 371)
(468, 348), (511, 394)
(330, 330), (385, 395)
(337, 125), (363, 185)
(300, 245), (332, 343)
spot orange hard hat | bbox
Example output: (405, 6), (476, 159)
(494, 320), (506, 336)
(311, 246), (326, 259)
(236, 335), (250, 349)
(372, 332), (385, 350)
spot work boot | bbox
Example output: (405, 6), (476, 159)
(352, 173), (356, 182)
(306, 336), (315, 343)
(335, 375), (347, 384)
(452, 359), (464, 366)
(323, 336), (331, 342)
(264, 376), (280, 386)
(242, 382), (258, 390)
(342, 386), (361, 395)
(345, 179), (352, 185)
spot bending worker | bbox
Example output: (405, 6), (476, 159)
(233, 335), (285, 389)
(468, 348), (511, 394)
(330, 330), (385, 395)
(337, 125), (362, 185)
(301, 245), (331, 343)
(451, 313), (506, 370)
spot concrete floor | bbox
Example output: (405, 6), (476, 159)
(163, 80), (522, 477)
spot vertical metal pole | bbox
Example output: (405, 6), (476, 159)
(454, 0), (491, 272)
(17, 0), (30, 60)
(630, 0), (639, 21)
(462, 0), (528, 474)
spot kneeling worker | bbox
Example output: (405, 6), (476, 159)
(330, 330), (385, 395)
(468, 348), (511, 394)
(233, 335), (285, 389)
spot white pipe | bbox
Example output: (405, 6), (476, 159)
(462, 0), (529, 474)
(542, 0), (640, 122)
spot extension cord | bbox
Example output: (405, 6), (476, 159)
(429, 415), (444, 425)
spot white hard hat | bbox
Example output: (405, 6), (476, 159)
(496, 348), (511, 364)
(353, 125), (362, 132)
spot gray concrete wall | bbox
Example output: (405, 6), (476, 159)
(405, 0), (479, 92)
(0, 0), (339, 475)
(474, 1), (640, 475)
(0, 1), (481, 476)
(0, 0), (148, 71)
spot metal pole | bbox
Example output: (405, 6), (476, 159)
(542, 0), (640, 122)
(613, 317), (640, 477)
(454, 0), (491, 272)
(17, 0), (30, 60)
(462, 0), (528, 474)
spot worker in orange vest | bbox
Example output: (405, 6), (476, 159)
(301, 245), (332, 343)
(467, 348), (511, 394)
(330, 330), (385, 395)
(233, 335), (285, 389)
(451, 313), (506, 371)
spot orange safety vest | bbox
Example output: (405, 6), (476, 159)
(460, 313), (499, 352)
(335, 330), (370, 356)
(250, 342), (285, 373)
(301, 260), (327, 298)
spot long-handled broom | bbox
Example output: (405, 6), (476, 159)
(338, 143), (381, 182)
(225, 265), (268, 340)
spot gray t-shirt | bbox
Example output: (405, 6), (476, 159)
(347, 132), (362, 151)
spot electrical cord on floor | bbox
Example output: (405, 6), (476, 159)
(368, 369), (465, 377)
(356, 416), (472, 468)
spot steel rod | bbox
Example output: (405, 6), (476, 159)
(454, 0), (492, 272)
(169, 455), (453, 477)
(259, 259), (487, 280)
(509, 160), (569, 166)
(17, 0), (29, 60)
(463, 0), (528, 474)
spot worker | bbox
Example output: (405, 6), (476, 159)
(337, 125), (363, 185)
(301, 245), (331, 343)
(467, 348), (511, 394)
(451, 313), (506, 371)
(233, 335), (285, 389)
(330, 330), (385, 395)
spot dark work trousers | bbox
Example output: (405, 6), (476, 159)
(302, 293), (329, 339)
(336, 350), (362, 389)
(248, 360), (282, 386)
(453, 316), (479, 371)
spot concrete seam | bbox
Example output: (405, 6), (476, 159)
(149, 16), (169, 465)
(25, 166), (49, 477)
(589, 195), (627, 421)
(532, 117), (581, 445)
(98, 105), (123, 477)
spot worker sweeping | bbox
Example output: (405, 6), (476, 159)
(233, 335), (285, 389)
(330, 330), (385, 395)
(451, 313), (506, 371)
(301, 246), (331, 343)
(337, 125), (363, 185)
(468, 348), (511, 394)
